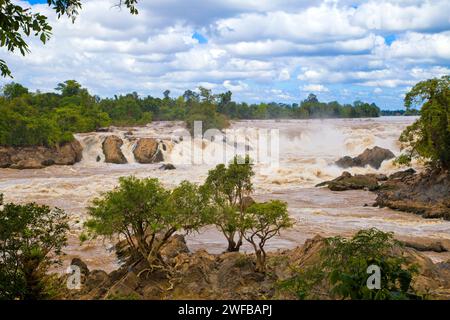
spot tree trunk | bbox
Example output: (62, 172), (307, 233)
(227, 238), (239, 252)
(255, 250), (265, 273)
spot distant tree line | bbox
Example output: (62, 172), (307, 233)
(1, 80), (382, 147)
(381, 109), (420, 116)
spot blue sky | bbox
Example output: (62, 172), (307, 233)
(1, 0), (449, 109)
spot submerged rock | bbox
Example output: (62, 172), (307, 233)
(0, 140), (83, 169)
(133, 138), (164, 164)
(336, 146), (395, 169)
(102, 135), (127, 164)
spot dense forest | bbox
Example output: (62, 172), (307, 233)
(0, 80), (382, 147)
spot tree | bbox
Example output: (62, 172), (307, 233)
(185, 100), (230, 135)
(282, 229), (420, 300)
(0, 0), (138, 77)
(84, 177), (209, 266)
(397, 76), (450, 170)
(0, 197), (69, 300)
(204, 156), (254, 252)
(1, 82), (29, 99)
(55, 80), (84, 97)
(242, 200), (293, 272)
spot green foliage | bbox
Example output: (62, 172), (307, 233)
(84, 176), (210, 265)
(1, 82), (29, 99)
(204, 155), (254, 252)
(397, 76), (450, 169)
(281, 228), (420, 300)
(185, 100), (230, 135)
(242, 200), (293, 272)
(0, 80), (110, 147)
(0, 199), (69, 300)
(0, 81), (383, 148)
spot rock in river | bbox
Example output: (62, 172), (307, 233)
(336, 146), (395, 169)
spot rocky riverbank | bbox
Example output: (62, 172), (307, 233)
(375, 168), (450, 220)
(60, 235), (450, 300)
(317, 168), (450, 221)
(0, 141), (83, 169)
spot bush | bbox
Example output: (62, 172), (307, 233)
(0, 196), (69, 300)
(281, 228), (420, 300)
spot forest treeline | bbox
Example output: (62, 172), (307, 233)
(0, 80), (382, 147)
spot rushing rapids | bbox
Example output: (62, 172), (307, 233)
(1, 117), (449, 271)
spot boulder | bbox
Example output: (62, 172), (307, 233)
(160, 234), (190, 261)
(316, 171), (380, 191)
(159, 163), (176, 170)
(102, 135), (127, 164)
(133, 138), (164, 163)
(336, 146), (395, 169)
(54, 140), (83, 165)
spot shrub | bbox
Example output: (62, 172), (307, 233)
(281, 228), (420, 300)
(0, 197), (69, 300)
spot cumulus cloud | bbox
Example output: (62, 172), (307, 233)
(0, 0), (448, 108)
(301, 84), (329, 92)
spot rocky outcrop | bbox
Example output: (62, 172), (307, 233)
(375, 169), (450, 220)
(102, 136), (127, 164)
(159, 163), (176, 170)
(336, 146), (395, 169)
(133, 138), (164, 164)
(316, 171), (386, 191)
(63, 235), (450, 300)
(0, 140), (83, 169)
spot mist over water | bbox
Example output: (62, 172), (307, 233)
(1, 116), (449, 271)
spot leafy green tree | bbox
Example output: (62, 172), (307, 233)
(242, 200), (293, 272)
(85, 177), (209, 266)
(397, 76), (450, 170)
(204, 156), (254, 252)
(55, 80), (85, 97)
(282, 228), (419, 300)
(185, 100), (230, 135)
(0, 197), (69, 300)
(1, 82), (29, 99)
(0, 0), (138, 77)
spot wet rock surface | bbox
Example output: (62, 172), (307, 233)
(102, 135), (127, 164)
(316, 171), (385, 191)
(133, 138), (164, 164)
(0, 140), (83, 169)
(375, 169), (450, 220)
(336, 146), (395, 169)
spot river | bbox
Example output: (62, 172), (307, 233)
(1, 116), (449, 271)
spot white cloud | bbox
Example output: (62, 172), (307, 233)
(0, 0), (448, 108)
(301, 84), (329, 92)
